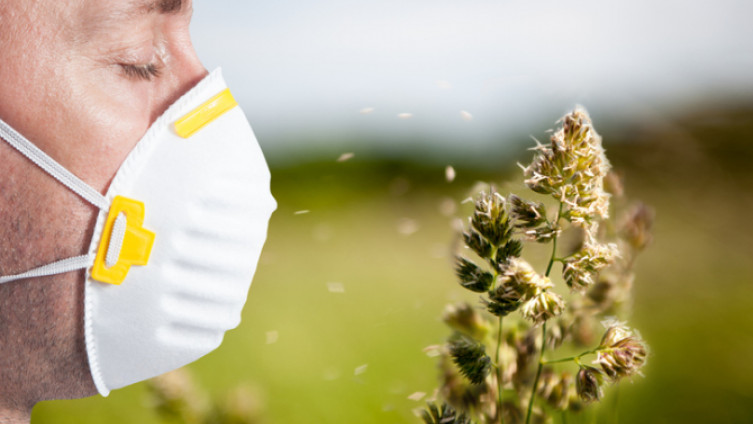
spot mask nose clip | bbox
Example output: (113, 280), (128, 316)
(92, 196), (155, 285)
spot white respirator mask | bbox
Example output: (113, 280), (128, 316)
(0, 68), (276, 396)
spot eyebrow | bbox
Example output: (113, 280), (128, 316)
(147, 0), (183, 14)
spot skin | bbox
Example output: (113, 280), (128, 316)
(0, 0), (207, 422)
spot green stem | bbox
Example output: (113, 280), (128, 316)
(526, 202), (563, 424)
(542, 356), (580, 365)
(496, 316), (505, 424)
(526, 322), (547, 424)
(612, 383), (620, 424)
(542, 348), (598, 365)
(544, 202), (564, 278)
(488, 244), (505, 424)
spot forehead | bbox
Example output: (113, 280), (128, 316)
(73, 0), (187, 39)
(78, 0), (186, 24)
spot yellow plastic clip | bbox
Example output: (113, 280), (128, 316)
(91, 196), (155, 285)
(174, 88), (238, 138)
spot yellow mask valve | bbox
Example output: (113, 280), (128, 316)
(91, 196), (155, 285)
(174, 88), (238, 138)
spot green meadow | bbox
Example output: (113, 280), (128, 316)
(32, 107), (753, 423)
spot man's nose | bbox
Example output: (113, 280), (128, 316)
(150, 42), (209, 124)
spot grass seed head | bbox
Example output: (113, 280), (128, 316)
(594, 321), (648, 380)
(443, 302), (491, 341)
(575, 366), (604, 402)
(521, 289), (565, 327)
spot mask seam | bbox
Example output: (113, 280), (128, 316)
(84, 264), (110, 396)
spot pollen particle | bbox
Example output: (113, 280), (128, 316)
(354, 364), (368, 376)
(397, 218), (419, 235)
(337, 152), (354, 162)
(445, 165), (456, 182)
(327, 282), (345, 293)
(408, 391), (426, 401)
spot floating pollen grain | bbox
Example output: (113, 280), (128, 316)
(397, 218), (419, 235)
(360, 107), (375, 114)
(407, 391), (426, 401)
(337, 152), (355, 162)
(423, 345), (442, 358)
(460, 110), (473, 121)
(397, 113), (413, 119)
(445, 165), (456, 182)
(327, 282), (345, 293)
(294, 210), (310, 215)
(265, 330), (279, 345)
(354, 364), (368, 376)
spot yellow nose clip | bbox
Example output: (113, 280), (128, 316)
(92, 196), (155, 285)
(174, 88), (238, 138)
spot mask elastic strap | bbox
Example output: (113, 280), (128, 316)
(0, 118), (109, 284)
(0, 118), (109, 210)
(0, 254), (96, 284)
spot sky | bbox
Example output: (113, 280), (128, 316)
(190, 0), (753, 163)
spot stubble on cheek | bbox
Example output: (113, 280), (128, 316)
(0, 143), (99, 401)
(0, 143), (98, 276)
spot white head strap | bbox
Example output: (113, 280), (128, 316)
(0, 118), (109, 283)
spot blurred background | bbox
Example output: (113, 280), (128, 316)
(33, 0), (753, 423)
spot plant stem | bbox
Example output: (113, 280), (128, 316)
(526, 322), (547, 424)
(488, 244), (506, 424)
(496, 315), (505, 424)
(612, 383), (620, 424)
(542, 356), (579, 365)
(545, 202), (564, 277)
(526, 202), (563, 424)
(542, 348), (598, 365)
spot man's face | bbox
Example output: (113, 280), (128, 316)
(0, 0), (206, 402)
(0, 0), (207, 191)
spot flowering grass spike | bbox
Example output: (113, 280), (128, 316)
(421, 107), (651, 424)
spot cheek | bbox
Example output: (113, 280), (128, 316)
(59, 69), (155, 192)
(0, 51), (151, 194)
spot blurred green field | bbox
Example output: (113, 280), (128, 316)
(32, 106), (753, 423)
